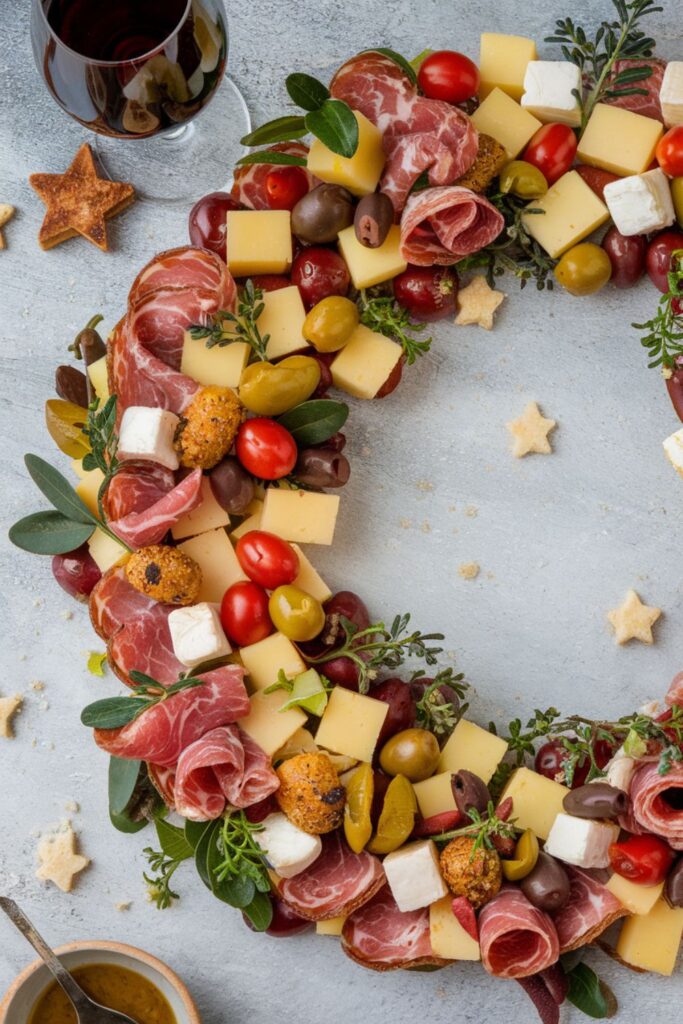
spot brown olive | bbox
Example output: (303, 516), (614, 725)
(294, 448), (350, 488)
(665, 858), (683, 908)
(78, 328), (106, 365)
(451, 770), (490, 816)
(562, 782), (629, 820)
(520, 852), (571, 912)
(354, 192), (394, 248)
(55, 365), (89, 407)
(291, 184), (355, 244)
(379, 728), (440, 783)
(208, 456), (254, 514)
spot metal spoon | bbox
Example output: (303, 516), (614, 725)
(0, 897), (141, 1024)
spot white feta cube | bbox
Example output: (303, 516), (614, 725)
(256, 812), (322, 878)
(663, 429), (683, 477)
(168, 602), (231, 668)
(660, 61), (683, 128)
(604, 747), (637, 793)
(603, 168), (675, 236)
(118, 406), (180, 471)
(383, 839), (447, 912)
(544, 812), (619, 869)
(521, 61), (582, 127)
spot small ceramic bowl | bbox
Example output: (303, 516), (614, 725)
(0, 940), (201, 1024)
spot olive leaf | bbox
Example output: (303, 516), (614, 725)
(109, 757), (142, 816)
(277, 399), (349, 446)
(8, 511), (94, 555)
(240, 116), (307, 147)
(285, 72), (330, 111)
(25, 454), (97, 525)
(235, 151), (307, 168)
(81, 696), (145, 730)
(363, 47), (418, 84)
(566, 962), (616, 1019)
(154, 817), (194, 863)
(108, 757), (151, 834)
(242, 889), (273, 932)
(305, 100), (358, 158)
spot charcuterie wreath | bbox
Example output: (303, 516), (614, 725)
(10, 1), (683, 1020)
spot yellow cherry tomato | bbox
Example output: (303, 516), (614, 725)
(672, 177), (683, 228)
(367, 774), (417, 855)
(499, 160), (548, 199)
(45, 399), (91, 459)
(302, 296), (359, 353)
(554, 242), (612, 296)
(268, 584), (325, 642)
(344, 763), (374, 853)
(238, 355), (320, 416)
(502, 828), (540, 881)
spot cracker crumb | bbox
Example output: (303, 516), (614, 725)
(399, 517), (412, 530)
(416, 479), (434, 492)
(115, 901), (132, 912)
(465, 505), (478, 518)
(0, 694), (23, 737)
(64, 800), (80, 813)
(30, 680), (45, 692)
(421, 520), (431, 533)
(61, 609), (74, 621)
(458, 562), (480, 580)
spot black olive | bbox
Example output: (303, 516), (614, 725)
(665, 858), (683, 908)
(520, 852), (571, 912)
(294, 448), (350, 488)
(354, 192), (394, 248)
(451, 770), (490, 816)
(55, 365), (89, 407)
(209, 457), (255, 513)
(291, 184), (355, 244)
(563, 783), (629, 821)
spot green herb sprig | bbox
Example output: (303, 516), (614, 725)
(81, 395), (121, 523)
(143, 819), (195, 909)
(412, 668), (469, 739)
(435, 801), (520, 859)
(213, 812), (272, 900)
(633, 249), (683, 369)
(81, 671), (206, 730)
(189, 280), (270, 362)
(359, 292), (433, 364)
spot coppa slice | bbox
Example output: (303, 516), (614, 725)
(400, 186), (504, 266)
(104, 463), (175, 521)
(129, 246), (235, 305)
(629, 761), (683, 850)
(91, 665), (249, 766)
(231, 142), (319, 210)
(478, 885), (560, 979)
(550, 865), (627, 952)
(341, 884), (448, 971)
(109, 469), (203, 549)
(604, 58), (666, 122)
(109, 318), (200, 417)
(278, 830), (384, 921)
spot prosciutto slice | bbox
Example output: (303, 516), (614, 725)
(129, 246), (234, 305)
(479, 886), (560, 979)
(173, 725), (279, 821)
(278, 831), (384, 921)
(605, 58), (666, 122)
(341, 884), (444, 971)
(231, 142), (318, 210)
(550, 866), (627, 952)
(148, 762), (177, 809)
(92, 666), (249, 766)
(665, 672), (683, 707)
(400, 186), (504, 265)
(109, 318), (200, 417)
(629, 761), (683, 850)
(104, 463), (175, 521)
(109, 468), (203, 549)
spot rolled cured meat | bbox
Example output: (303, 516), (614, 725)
(400, 186), (504, 266)
(630, 761), (683, 850)
(231, 142), (318, 209)
(109, 468), (203, 549)
(279, 831), (384, 922)
(550, 866), (626, 952)
(341, 884), (447, 971)
(479, 885), (560, 979)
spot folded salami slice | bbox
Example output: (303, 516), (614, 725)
(92, 666), (249, 767)
(550, 866), (627, 952)
(104, 463), (175, 522)
(232, 142), (318, 210)
(400, 186), (504, 266)
(604, 58), (666, 122)
(341, 884), (447, 971)
(109, 468), (203, 549)
(479, 886), (560, 979)
(629, 761), (683, 850)
(278, 831), (384, 921)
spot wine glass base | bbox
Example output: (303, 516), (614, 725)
(93, 75), (251, 204)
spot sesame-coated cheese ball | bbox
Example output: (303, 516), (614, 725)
(276, 752), (346, 835)
(125, 544), (202, 605)
(174, 385), (244, 469)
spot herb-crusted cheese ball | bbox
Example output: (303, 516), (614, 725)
(174, 385), (244, 469)
(276, 752), (346, 834)
(125, 544), (202, 605)
(439, 835), (502, 909)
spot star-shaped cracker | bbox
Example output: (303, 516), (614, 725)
(36, 822), (90, 893)
(608, 589), (661, 645)
(29, 143), (135, 251)
(0, 694), (22, 737)
(455, 275), (505, 330)
(0, 204), (15, 249)
(507, 401), (557, 457)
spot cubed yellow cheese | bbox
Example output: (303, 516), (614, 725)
(315, 687), (388, 763)
(616, 899), (683, 975)
(274, 727), (319, 762)
(500, 767), (569, 840)
(180, 330), (249, 389)
(75, 467), (105, 517)
(606, 874), (664, 916)
(307, 110), (385, 196)
(70, 457), (88, 480)
(177, 527), (246, 603)
(238, 689), (307, 757)
(291, 544), (332, 603)
(171, 476), (230, 540)
(429, 896), (481, 961)
(229, 504), (263, 540)
(257, 285), (308, 360)
(87, 528), (130, 573)
(470, 88), (542, 158)
(317, 916), (346, 936)
(438, 719), (508, 783)
(330, 323), (403, 400)
(413, 771), (458, 820)
(239, 631), (307, 691)
(577, 103), (664, 176)
(337, 224), (407, 289)
(226, 210), (292, 277)
(521, 170), (609, 258)
(479, 33), (538, 100)
(87, 355), (110, 401)
(260, 488), (340, 545)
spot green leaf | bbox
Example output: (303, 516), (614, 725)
(25, 454), (97, 525)
(81, 696), (145, 730)
(305, 100), (359, 158)
(194, 819), (220, 889)
(235, 151), (307, 168)
(286, 72), (330, 111)
(109, 757), (142, 815)
(364, 47), (418, 84)
(242, 889), (273, 931)
(566, 963), (615, 1019)
(110, 808), (148, 834)
(184, 819), (213, 851)
(87, 651), (107, 677)
(277, 399), (349, 446)
(155, 818), (194, 862)
(8, 511), (94, 555)
(240, 116), (307, 147)
(213, 872), (256, 908)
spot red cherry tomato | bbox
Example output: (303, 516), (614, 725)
(574, 164), (620, 202)
(188, 191), (242, 258)
(609, 834), (676, 886)
(250, 275), (291, 292)
(220, 580), (272, 646)
(236, 418), (298, 480)
(235, 530), (300, 589)
(265, 166), (310, 211)
(393, 265), (458, 321)
(646, 230), (683, 292)
(523, 124), (578, 186)
(291, 247), (350, 309)
(417, 50), (480, 104)
(656, 126), (683, 178)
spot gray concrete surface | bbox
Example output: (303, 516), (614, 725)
(1, 0), (681, 1020)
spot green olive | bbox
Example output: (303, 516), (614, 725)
(268, 585), (325, 642)
(302, 296), (359, 353)
(379, 728), (440, 783)
(499, 160), (548, 199)
(501, 828), (540, 881)
(554, 242), (612, 296)
(672, 177), (683, 229)
(238, 355), (321, 416)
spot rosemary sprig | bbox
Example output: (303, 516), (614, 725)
(188, 280), (270, 361)
(633, 249), (683, 369)
(436, 801), (520, 859)
(81, 395), (121, 523)
(214, 812), (271, 893)
(358, 292), (432, 365)
(412, 667), (469, 739)
(143, 847), (184, 909)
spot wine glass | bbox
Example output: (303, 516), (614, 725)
(30, 0), (251, 202)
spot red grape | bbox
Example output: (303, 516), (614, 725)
(250, 275), (291, 292)
(646, 230), (683, 292)
(243, 894), (312, 936)
(291, 247), (350, 309)
(665, 357), (683, 422)
(370, 677), (416, 747)
(601, 227), (646, 289)
(393, 266), (458, 321)
(52, 544), (101, 601)
(188, 191), (241, 259)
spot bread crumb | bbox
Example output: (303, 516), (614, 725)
(465, 505), (478, 518)
(64, 800), (80, 814)
(458, 562), (480, 580)
(416, 479), (434, 492)
(399, 517), (412, 529)
(0, 694), (23, 737)
(421, 520), (431, 533)
(115, 901), (132, 912)
(61, 609), (74, 621)
(30, 680), (45, 692)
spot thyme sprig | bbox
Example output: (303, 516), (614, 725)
(545, 0), (661, 128)
(413, 667), (469, 739)
(214, 812), (271, 893)
(81, 395), (120, 523)
(189, 280), (270, 361)
(436, 801), (520, 859)
(633, 249), (683, 370)
(143, 847), (184, 909)
(358, 292), (433, 365)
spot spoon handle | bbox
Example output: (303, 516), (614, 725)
(0, 897), (92, 1012)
